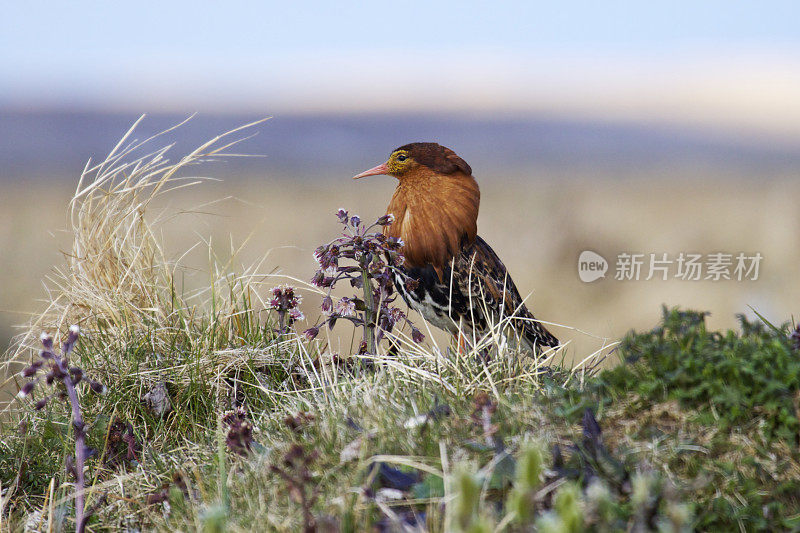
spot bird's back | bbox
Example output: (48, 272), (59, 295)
(393, 235), (560, 351)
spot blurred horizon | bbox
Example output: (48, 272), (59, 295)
(3, 1), (800, 142)
(3, 109), (800, 185)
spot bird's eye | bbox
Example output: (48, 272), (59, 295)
(397, 155), (407, 162)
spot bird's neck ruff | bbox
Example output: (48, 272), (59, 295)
(383, 168), (480, 279)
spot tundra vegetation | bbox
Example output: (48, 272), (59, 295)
(2, 122), (798, 532)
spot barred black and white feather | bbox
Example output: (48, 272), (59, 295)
(392, 235), (559, 352)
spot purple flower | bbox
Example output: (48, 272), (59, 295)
(370, 259), (386, 274)
(321, 295), (333, 314)
(302, 327), (319, 341)
(89, 381), (107, 395)
(335, 297), (356, 317)
(63, 325), (80, 353)
(21, 361), (43, 378)
(69, 367), (83, 385)
(312, 207), (415, 355)
(40, 332), (54, 350)
(17, 381), (36, 398)
(289, 308), (305, 321)
(386, 237), (404, 250)
(269, 285), (302, 311)
(411, 327), (425, 344)
(376, 213), (395, 226)
(388, 307), (406, 326)
(313, 246), (328, 265)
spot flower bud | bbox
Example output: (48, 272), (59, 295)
(89, 381), (107, 395)
(376, 213), (395, 226)
(302, 327), (319, 341)
(62, 325), (80, 355)
(67, 325), (80, 343)
(21, 361), (43, 377)
(313, 245), (328, 264)
(69, 366), (83, 384)
(40, 332), (53, 350)
(17, 381), (36, 398)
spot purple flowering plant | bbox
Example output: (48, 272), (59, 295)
(304, 208), (424, 354)
(269, 284), (304, 336)
(18, 326), (105, 533)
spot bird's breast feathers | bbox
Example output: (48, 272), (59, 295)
(384, 171), (480, 278)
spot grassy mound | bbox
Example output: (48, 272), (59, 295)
(4, 307), (799, 531)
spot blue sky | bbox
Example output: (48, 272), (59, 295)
(3, 1), (799, 58)
(2, 0), (799, 134)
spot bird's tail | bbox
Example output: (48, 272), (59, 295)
(516, 311), (560, 352)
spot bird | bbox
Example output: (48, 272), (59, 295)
(353, 142), (559, 353)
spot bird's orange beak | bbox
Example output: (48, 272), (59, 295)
(352, 162), (389, 179)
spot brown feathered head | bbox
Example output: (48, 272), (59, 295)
(353, 143), (480, 278)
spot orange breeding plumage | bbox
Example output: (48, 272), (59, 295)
(353, 142), (559, 352)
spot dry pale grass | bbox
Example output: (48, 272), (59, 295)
(1, 117), (294, 402)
